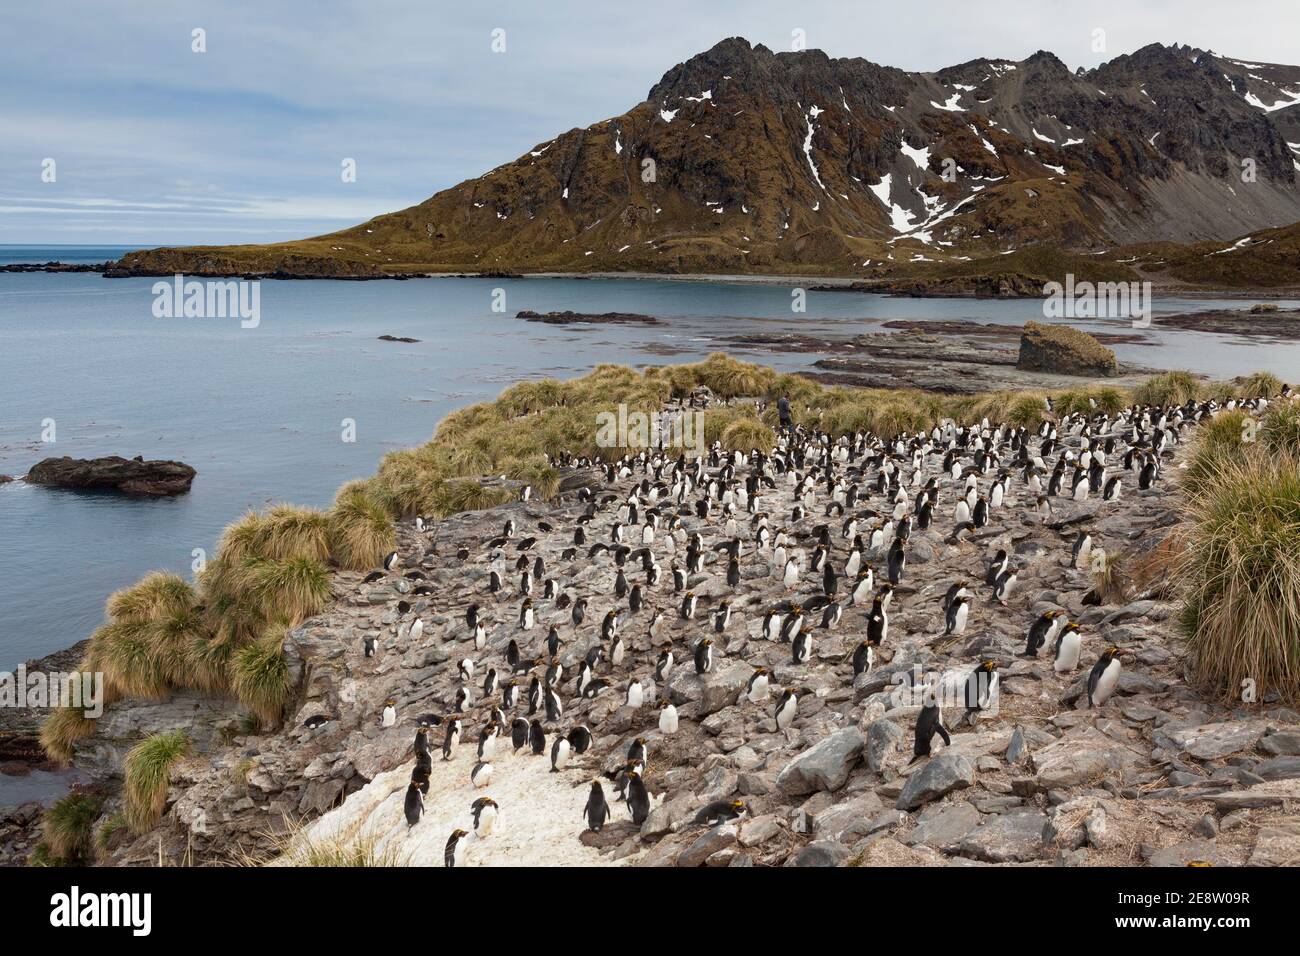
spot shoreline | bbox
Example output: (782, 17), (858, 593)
(5, 260), (1300, 300)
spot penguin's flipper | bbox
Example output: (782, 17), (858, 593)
(936, 724), (951, 747)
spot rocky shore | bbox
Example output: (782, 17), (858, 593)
(39, 390), (1300, 870)
(722, 323), (1156, 394)
(1153, 307), (1300, 338)
(517, 310), (660, 326)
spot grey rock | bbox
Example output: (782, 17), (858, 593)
(905, 800), (981, 851)
(1148, 840), (1232, 867)
(776, 728), (865, 796)
(959, 808), (1050, 863)
(666, 662), (751, 715)
(1155, 720), (1268, 761)
(1029, 727), (1144, 789)
(1248, 817), (1300, 867)
(865, 718), (905, 772)
(1006, 725), (1027, 764)
(896, 754), (976, 811)
(790, 840), (850, 867)
(1255, 756), (1300, 782)
(1261, 731), (1300, 757)
(814, 793), (884, 843)
(676, 824), (738, 867)
(737, 814), (782, 848)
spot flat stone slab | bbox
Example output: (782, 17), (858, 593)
(1249, 817), (1300, 867)
(1206, 779), (1300, 812)
(905, 800), (982, 851)
(1155, 720), (1268, 761)
(897, 754), (975, 811)
(958, 808), (1050, 863)
(1029, 726), (1145, 789)
(776, 728), (865, 796)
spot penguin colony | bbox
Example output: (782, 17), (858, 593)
(329, 389), (1259, 866)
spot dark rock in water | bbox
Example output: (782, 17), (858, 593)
(0, 475), (13, 484)
(0, 261), (108, 274)
(516, 310), (660, 325)
(377, 334), (420, 343)
(1017, 321), (1118, 376)
(26, 455), (196, 496)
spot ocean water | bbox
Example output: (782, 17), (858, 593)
(1, 248), (1298, 668)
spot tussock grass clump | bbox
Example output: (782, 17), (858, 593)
(43, 792), (106, 862)
(1133, 370), (1200, 407)
(502, 457), (561, 500)
(106, 572), (194, 624)
(39, 706), (99, 764)
(97, 621), (170, 700)
(720, 418), (776, 454)
(260, 505), (332, 563)
(123, 730), (191, 833)
(247, 820), (411, 867)
(234, 557), (332, 623)
(96, 812), (127, 856)
(1233, 371), (1285, 400)
(691, 353), (774, 399)
(328, 481), (396, 569)
(1178, 453), (1300, 703)
(231, 624), (294, 726)
(1182, 409), (1251, 496)
(1261, 397), (1300, 458)
(434, 480), (517, 515)
(1091, 553), (1130, 606)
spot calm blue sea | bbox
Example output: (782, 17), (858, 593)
(2, 246), (1298, 669)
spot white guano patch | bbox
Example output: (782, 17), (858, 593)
(292, 745), (643, 867)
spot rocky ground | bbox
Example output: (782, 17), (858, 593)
(721, 323), (1157, 394)
(1153, 308), (1300, 338)
(64, 398), (1300, 869)
(0, 640), (89, 864)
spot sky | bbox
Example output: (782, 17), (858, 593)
(3, 0), (1297, 246)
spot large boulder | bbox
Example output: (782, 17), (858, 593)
(896, 754), (976, 810)
(1017, 321), (1118, 376)
(25, 455), (196, 495)
(665, 661), (751, 715)
(1027, 726), (1143, 789)
(775, 728), (865, 796)
(958, 808), (1050, 862)
(1153, 720), (1268, 761)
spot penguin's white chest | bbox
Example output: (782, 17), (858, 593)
(1093, 660), (1121, 705)
(659, 707), (679, 734)
(478, 806), (497, 836)
(1054, 633), (1081, 672)
(776, 698), (796, 729)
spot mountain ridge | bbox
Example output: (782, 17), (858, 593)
(112, 38), (1300, 286)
